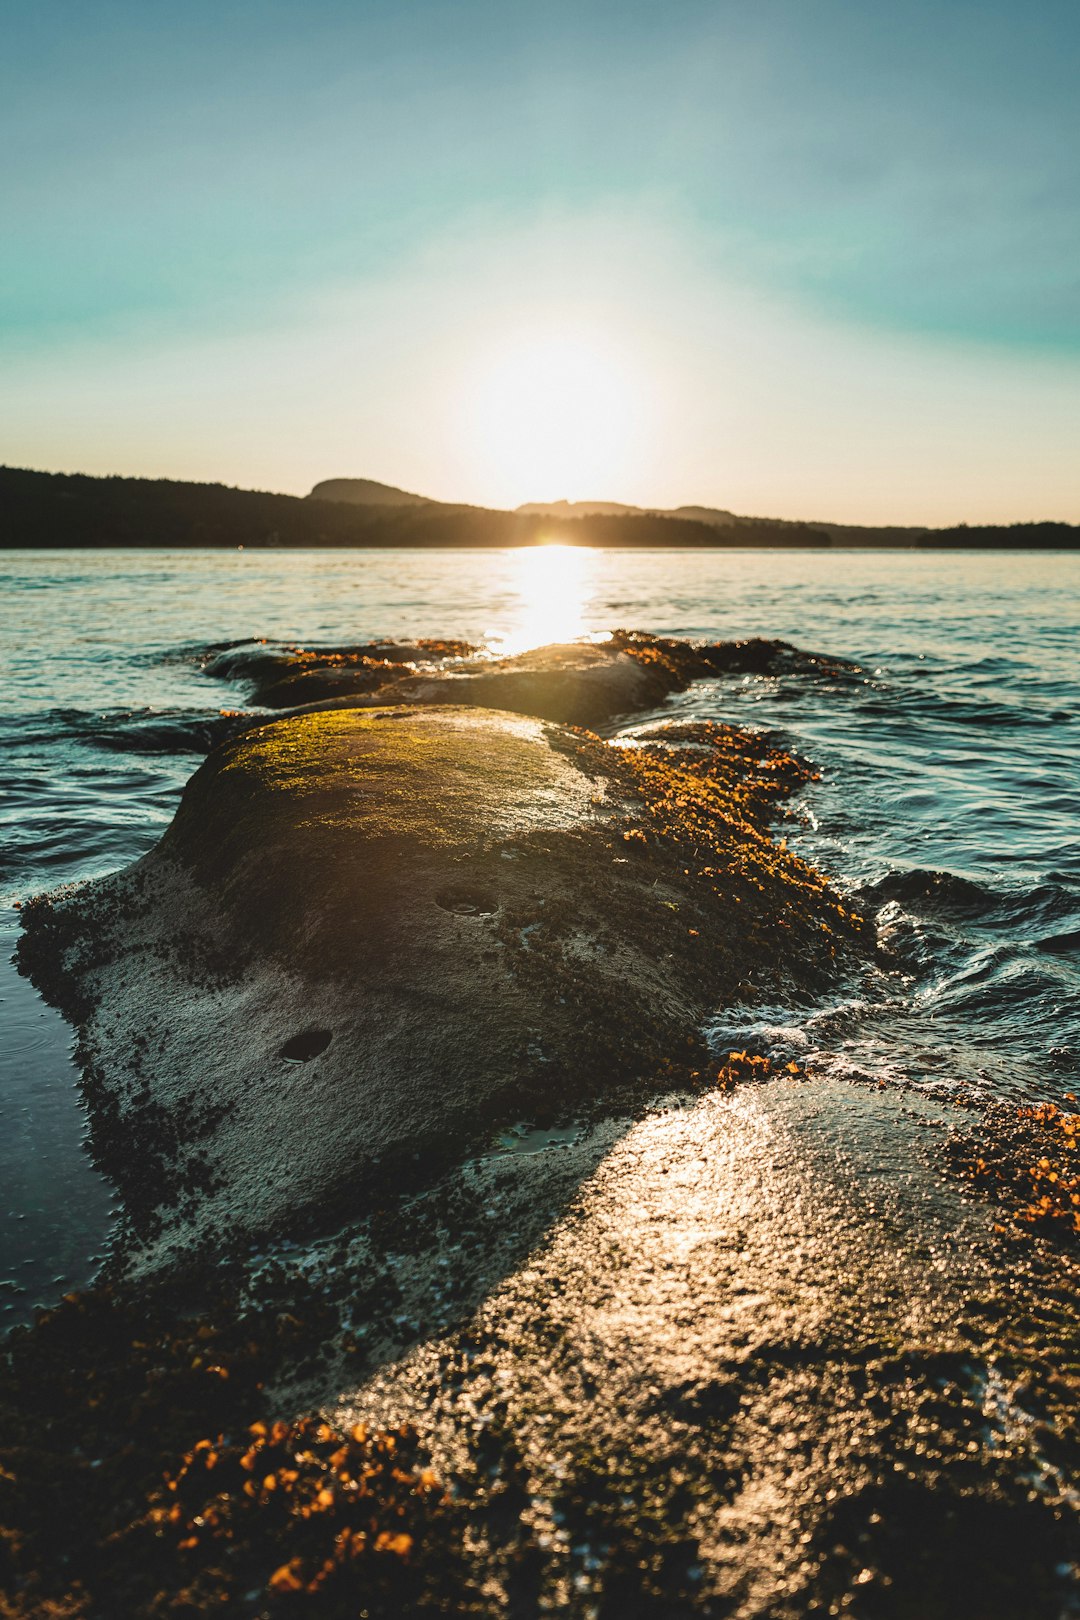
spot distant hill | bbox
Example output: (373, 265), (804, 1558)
(518, 499), (741, 526)
(515, 498), (713, 521)
(517, 496), (936, 546)
(669, 505), (739, 527)
(1, 466), (1076, 549)
(308, 477), (432, 507)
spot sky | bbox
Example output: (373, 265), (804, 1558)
(2, 0), (1078, 523)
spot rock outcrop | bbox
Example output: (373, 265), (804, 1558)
(205, 631), (861, 726)
(307, 477), (434, 507)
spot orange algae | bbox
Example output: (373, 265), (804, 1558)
(0, 1285), (460, 1618)
(947, 1097), (1080, 1242)
(704, 1050), (802, 1091)
(143, 1415), (449, 1610)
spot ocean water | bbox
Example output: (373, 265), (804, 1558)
(1, 546), (1077, 1323)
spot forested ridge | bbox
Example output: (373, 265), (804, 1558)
(2, 466), (1076, 548)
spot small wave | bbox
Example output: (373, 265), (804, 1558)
(861, 868), (992, 917)
(11, 706), (250, 755)
(860, 868), (1080, 933)
(920, 953), (1079, 1019)
(86, 710), (250, 755)
(852, 688), (1072, 729)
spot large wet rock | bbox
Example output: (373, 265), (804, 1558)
(19, 703), (856, 1271)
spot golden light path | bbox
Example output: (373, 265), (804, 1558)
(493, 542), (602, 656)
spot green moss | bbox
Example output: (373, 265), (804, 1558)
(167, 707), (580, 871)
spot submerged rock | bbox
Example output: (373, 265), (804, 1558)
(18, 702), (857, 1270)
(333, 639), (682, 726)
(251, 659), (400, 709)
(201, 636), (476, 685)
(209, 631), (862, 726)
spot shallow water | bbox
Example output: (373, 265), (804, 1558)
(1, 546), (1077, 1322)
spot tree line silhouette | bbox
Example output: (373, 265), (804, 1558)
(1, 467), (1075, 549)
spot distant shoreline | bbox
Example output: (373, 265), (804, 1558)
(2, 466), (1077, 550)
(7, 544), (1080, 555)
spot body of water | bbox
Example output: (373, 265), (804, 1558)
(2, 546), (1077, 1322)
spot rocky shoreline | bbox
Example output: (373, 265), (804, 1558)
(3, 634), (1078, 1618)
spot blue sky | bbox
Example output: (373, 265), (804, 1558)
(2, 0), (1078, 520)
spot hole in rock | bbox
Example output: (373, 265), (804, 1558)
(435, 885), (499, 917)
(281, 1029), (333, 1062)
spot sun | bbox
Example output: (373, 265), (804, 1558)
(457, 326), (648, 507)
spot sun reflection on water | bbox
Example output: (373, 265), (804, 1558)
(493, 542), (599, 655)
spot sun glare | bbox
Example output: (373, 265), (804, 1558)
(458, 328), (647, 507)
(493, 542), (596, 654)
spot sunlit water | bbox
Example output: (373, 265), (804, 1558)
(1, 546), (1077, 1323)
